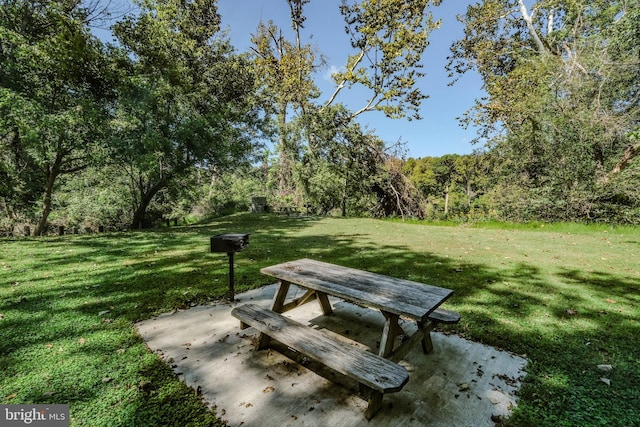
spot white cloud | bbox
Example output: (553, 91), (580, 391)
(324, 65), (346, 81)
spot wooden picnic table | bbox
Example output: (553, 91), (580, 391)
(232, 258), (458, 419)
(260, 258), (455, 361)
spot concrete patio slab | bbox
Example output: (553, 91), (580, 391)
(135, 285), (527, 426)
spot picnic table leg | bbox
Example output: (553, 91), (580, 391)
(270, 280), (291, 313)
(360, 385), (384, 420)
(254, 280), (293, 350)
(418, 319), (436, 354)
(316, 291), (333, 315)
(379, 312), (401, 358)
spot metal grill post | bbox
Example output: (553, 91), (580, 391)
(210, 233), (249, 302)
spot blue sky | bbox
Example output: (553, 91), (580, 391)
(216, 0), (486, 158)
(95, 0), (486, 158)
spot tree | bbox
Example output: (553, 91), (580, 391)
(454, 151), (488, 208)
(302, 104), (379, 216)
(448, 0), (640, 221)
(249, 0), (442, 210)
(0, 0), (113, 235)
(111, 0), (261, 229)
(250, 13), (321, 199)
(330, 0), (441, 121)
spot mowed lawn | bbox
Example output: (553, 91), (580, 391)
(1, 214), (639, 426)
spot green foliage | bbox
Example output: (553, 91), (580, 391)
(447, 0), (640, 224)
(200, 169), (264, 217)
(249, 0), (443, 203)
(54, 166), (133, 229)
(0, 0), (114, 234)
(335, 0), (441, 120)
(301, 162), (343, 215)
(404, 152), (492, 220)
(111, 0), (261, 229)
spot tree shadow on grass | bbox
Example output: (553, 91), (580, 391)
(1, 214), (639, 425)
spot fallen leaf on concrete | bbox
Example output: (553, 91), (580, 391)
(263, 386), (275, 394)
(458, 383), (470, 391)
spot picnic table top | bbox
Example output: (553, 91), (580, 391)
(260, 258), (453, 323)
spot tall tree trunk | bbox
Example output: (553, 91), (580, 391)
(444, 184), (450, 217)
(131, 199), (150, 230)
(276, 107), (293, 199)
(341, 178), (347, 217)
(341, 162), (350, 217)
(130, 179), (168, 230)
(34, 157), (62, 236)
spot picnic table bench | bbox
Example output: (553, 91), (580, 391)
(232, 304), (409, 419)
(231, 258), (460, 419)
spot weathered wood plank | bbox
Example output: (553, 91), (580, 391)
(421, 308), (461, 354)
(388, 329), (425, 363)
(428, 308), (461, 325)
(260, 258), (453, 322)
(280, 288), (316, 313)
(420, 320), (436, 354)
(231, 304), (409, 394)
(316, 291), (333, 315)
(270, 280), (291, 312)
(379, 312), (401, 358)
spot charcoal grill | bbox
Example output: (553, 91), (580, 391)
(210, 233), (249, 301)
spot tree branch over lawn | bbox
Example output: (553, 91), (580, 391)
(329, 0), (442, 121)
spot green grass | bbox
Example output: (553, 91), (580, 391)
(1, 213), (639, 426)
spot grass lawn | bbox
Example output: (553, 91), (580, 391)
(1, 213), (639, 426)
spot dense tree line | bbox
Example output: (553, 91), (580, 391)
(1, 0), (261, 234)
(1, 0), (638, 235)
(447, 0), (640, 223)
